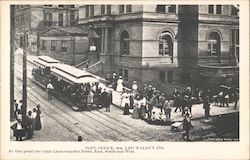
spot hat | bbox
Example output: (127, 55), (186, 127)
(119, 76), (122, 79)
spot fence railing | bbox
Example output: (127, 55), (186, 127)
(74, 59), (89, 69)
(87, 61), (102, 73)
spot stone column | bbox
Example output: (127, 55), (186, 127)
(173, 39), (178, 64)
(104, 28), (109, 54)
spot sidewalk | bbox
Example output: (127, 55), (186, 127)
(27, 55), (239, 122)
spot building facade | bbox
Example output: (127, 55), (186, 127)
(178, 5), (239, 88)
(78, 5), (239, 88)
(39, 27), (89, 65)
(15, 5), (79, 55)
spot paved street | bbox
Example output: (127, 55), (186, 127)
(11, 54), (239, 141)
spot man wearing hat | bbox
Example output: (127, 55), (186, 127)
(183, 112), (192, 141)
(147, 85), (153, 100)
(159, 93), (166, 113)
(106, 91), (112, 112)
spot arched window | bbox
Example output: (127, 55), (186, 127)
(208, 32), (221, 56)
(120, 31), (130, 55)
(159, 31), (173, 56)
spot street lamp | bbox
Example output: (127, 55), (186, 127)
(88, 24), (99, 59)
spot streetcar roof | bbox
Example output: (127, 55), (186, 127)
(51, 64), (99, 84)
(38, 56), (60, 63)
(34, 56), (60, 67)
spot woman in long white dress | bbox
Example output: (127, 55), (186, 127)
(116, 76), (124, 92)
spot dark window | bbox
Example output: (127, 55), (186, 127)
(86, 5), (89, 17)
(61, 41), (67, 52)
(216, 5), (221, 14)
(51, 40), (56, 51)
(159, 31), (173, 58)
(16, 5), (20, 9)
(124, 69), (128, 81)
(42, 40), (46, 50)
(58, 5), (64, 8)
(167, 71), (173, 83)
(58, 14), (63, 26)
(208, 5), (214, 14)
(20, 15), (24, 21)
(20, 35), (25, 48)
(231, 5), (239, 15)
(126, 5), (132, 13)
(44, 5), (52, 7)
(70, 14), (75, 26)
(156, 5), (166, 13)
(120, 31), (130, 55)
(107, 5), (111, 14)
(69, 5), (75, 8)
(119, 69), (123, 77)
(169, 5), (176, 13)
(44, 13), (52, 26)
(90, 5), (94, 17)
(101, 5), (105, 14)
(119, 5), (125, 13)
(159, 71), (165, 83)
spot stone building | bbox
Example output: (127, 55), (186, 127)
(14, 5), (79, 55)
(178, 5), (239, 88)
(39, 27), (89, 65)
(78, 5), (239, 88)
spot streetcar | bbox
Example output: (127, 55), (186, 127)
(32, 56), (60, 87)
(50, 64), (100, 111)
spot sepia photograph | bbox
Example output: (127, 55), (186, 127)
(1, 1), (249, 160)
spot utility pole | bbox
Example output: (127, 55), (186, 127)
(22, 31), (27, 119)
(72, 36), (75, 65)
(10, 5), (15, 121)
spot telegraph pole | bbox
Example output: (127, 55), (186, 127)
(10, 5), (15, 121)
(22, 32), (27, 119)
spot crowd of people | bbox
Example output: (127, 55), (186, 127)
(11, 100), (42, 141)
(105, 72), (239, 136)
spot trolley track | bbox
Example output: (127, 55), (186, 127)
(14, 58), (165, 141)
(15, 69), (135, 141)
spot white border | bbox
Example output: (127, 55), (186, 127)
(1, 1), (249, 160)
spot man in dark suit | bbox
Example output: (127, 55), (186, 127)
(101, 88), (108, 108)
(106, 91), (112, 112)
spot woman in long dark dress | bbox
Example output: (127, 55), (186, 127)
(35, 104), (42, 130)
(123, 96), (130, 115)
(26, 111), (33, 139)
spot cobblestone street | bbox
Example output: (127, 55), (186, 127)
(10, 54), (239, 141)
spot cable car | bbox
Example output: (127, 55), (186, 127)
(32, 56), (60, 87)
(50, 64), (100, 111)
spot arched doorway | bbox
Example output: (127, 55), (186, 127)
(208, 32), (221, 63)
